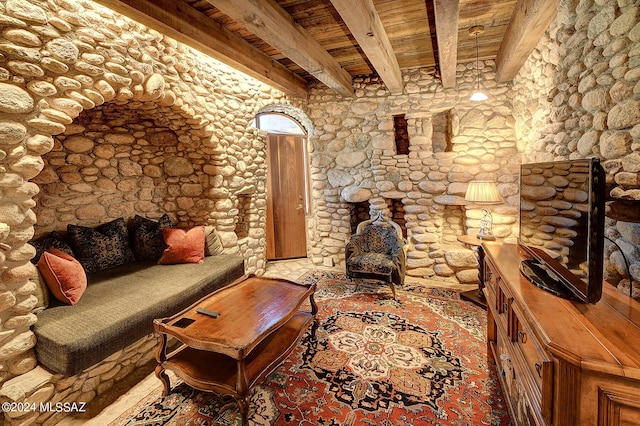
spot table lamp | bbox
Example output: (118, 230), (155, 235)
(465, 181), (502, 240)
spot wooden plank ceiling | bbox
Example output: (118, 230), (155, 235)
(94, 0), (560, 98)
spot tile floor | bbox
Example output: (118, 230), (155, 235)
(57, 258), (475, 425)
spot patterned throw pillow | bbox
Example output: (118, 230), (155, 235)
(67, 218), (135, 274)
(131, 214), (174, 261)
(31, 231), (75, 264)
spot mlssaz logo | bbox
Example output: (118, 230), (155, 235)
(39, 401), (87, 413)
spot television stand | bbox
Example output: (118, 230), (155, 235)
(482, 242), (640, 426)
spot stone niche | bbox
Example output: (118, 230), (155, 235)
(33, 101), (221, 234)
(348, 200), (370, 235)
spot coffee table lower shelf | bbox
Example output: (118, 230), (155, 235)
(156, 311), (314, 422)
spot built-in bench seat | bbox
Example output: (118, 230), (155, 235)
(33, 255), (245, 376)
(29, 216), (245, 376)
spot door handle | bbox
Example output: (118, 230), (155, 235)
(296, 204), (304, 210)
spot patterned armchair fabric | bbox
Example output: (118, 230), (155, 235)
(345, 216), (407, 298)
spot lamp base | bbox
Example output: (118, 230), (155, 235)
(476, 232), (495, 241)
(477, 208), (495, 240)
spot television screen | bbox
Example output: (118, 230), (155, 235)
(518, 158), (605, 303)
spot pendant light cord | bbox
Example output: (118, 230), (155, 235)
(475, 32), (480, 91)
(468, 25), (486, 101)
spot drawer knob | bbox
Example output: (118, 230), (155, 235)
(518, 330), (527, 343)
(535, 362), (543, 378)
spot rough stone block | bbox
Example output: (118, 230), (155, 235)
(0, 366), (52, 401)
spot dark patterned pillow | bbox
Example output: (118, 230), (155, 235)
(31, 231), (74, 264)
(67, 218), (135, 273)
(131, 214), (174, 261)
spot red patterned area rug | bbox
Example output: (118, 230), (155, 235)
(110, 271), (511, 425)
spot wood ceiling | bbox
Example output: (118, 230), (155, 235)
(95, 0), (560, 98)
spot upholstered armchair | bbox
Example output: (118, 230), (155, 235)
(345, 213), (408, 299)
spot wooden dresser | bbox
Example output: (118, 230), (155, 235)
(482, 242), (640, 426)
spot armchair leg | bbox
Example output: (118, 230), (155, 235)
(389, 283), (397, 300)
(350, 275), (397, 300)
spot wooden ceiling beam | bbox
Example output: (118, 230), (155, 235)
(433, 0), (460, 89)
(92, 0), (309, 98)
(495, 0), (560, 82)
(330, 0), (403, 94)
(206, 0), (354, 97)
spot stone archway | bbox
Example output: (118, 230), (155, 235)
(256, 103), (315, 136)
(254, 104), (314, 261)
(33, 90), (213, 235)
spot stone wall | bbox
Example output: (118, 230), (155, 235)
(30, 95), (277, 268)
(2, 335), (157, 425)
(0, 0), (296, 420)
(512, 0), (640, 298)
(305, 64), (521, 282)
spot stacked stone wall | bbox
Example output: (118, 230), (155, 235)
(2, 335), (157, 425)
(305, 64), (521, 282)
(0, 0), (296, 422)
(512, 0), (640, 298)
(33, 100), (267, 245)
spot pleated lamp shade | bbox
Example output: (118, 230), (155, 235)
(465, 181), (502, 204)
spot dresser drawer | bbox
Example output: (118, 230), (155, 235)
(511, 305), (553, 423)
(493, 329), (539, 426)
(484, 260), (498, 293)
(484, 262), (507, 313)
(511, 305), (550, 386)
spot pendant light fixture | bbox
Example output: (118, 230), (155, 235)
(469, 25), (488, 102)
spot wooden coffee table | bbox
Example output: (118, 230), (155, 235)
(153, 274), (317, 424)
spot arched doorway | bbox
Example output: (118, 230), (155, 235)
(255, 113), (309, 260)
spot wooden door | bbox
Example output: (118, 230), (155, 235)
(266, 134), (308, 260)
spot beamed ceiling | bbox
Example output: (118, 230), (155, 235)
(94, 0), (560, 98)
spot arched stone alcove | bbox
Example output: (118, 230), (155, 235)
(33, 96), (218, 235)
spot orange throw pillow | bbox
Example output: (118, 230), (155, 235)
(37, 248), (87, 305)
(158, 227), (205, 265)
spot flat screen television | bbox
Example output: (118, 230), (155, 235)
(518, 158), (605, 304)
